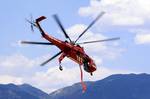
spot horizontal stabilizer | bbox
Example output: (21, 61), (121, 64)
(36, 16), (46, 22)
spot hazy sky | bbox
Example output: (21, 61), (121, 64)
(0, 0), (150, 93)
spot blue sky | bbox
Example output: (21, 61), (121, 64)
(0, 0), (150, 92)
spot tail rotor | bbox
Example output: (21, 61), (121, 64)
(26, 14), (37, 32)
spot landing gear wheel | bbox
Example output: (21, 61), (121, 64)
(90, 73), (93, 76)
(59, 66), (63, 71)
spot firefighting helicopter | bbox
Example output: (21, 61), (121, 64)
(21, 12), (119, 92)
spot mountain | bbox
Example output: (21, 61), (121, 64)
(49, 73), (150, 99)
(0, 74), (150, 99)
(0, 83), (50, 99)
(19, 84), (50, 99)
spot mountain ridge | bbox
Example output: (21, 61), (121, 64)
(0, 73), (150, 99)
(49, 73), (150, 99)
(0, 83), (50, 99)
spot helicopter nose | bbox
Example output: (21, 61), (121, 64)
(90, 64), (96, 72)
(87, 63), (96, 73)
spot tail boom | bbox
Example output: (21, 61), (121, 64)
(35, 16), (67, 50)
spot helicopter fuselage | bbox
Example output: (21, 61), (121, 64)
(42, 32), (96, 73)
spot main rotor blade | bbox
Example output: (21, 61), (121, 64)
(21, 41), (53, 45)
(53, 14), (72, 42)
(77, 37), (120, 44)
(40, 51), (62, 66)
(75, 12), (105, 43)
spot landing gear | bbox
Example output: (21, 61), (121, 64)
(90, 72), (93, 76)
(58, 52), (66, 71)
(59, 64), (63, 71)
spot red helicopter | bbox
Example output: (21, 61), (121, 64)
(21, 12), (119, 92)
